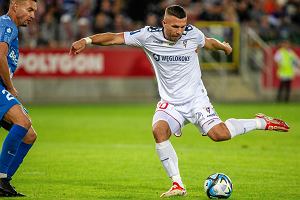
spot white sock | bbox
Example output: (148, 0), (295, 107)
(255, 118), (267, 130)
(171, 175), (184, 188)
(156, 140), (183, 187)
(225, 118), (266, 138)
(0, 173), (7, 178)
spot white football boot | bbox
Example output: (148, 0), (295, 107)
(160, 182), (187, 198)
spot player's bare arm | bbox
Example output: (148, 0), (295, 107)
(0, 42), (17, 97)
(204, 37), (232, 55)
(69, 32), (125, 55)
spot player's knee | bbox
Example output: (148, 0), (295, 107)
(152, 121), (171, 143)
(23, 129), (37, 144)
(16, 117), (32, 130)
(152, 127), (166, 143)
(208, 133), (225, 142)
(207, 126), (231, 142)
(5, 106), (32, 129)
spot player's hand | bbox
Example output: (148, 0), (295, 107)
(7, 87), (18, 97)
(69, 39), (87, 55)
(223, 42), (232, 55)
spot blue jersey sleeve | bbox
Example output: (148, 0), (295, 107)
(0, 15), (19, 79)
(0, 22), (18, 47)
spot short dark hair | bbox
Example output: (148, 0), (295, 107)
(165, 5), (186, 19)
(10, 0), (37, 4)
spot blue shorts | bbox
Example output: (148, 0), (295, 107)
(0, 84), (21, 120)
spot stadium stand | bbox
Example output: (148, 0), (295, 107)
(1, 0), (300, 48)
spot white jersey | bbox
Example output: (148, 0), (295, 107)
(124, 25), (209, 104)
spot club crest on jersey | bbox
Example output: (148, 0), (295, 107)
(6, 27), (12, 33)
(4, 27), (12, 37)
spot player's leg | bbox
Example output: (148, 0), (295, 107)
(0, 119), (36, 197)
(206, 117), (265, 141)
(193, 103), (289, 142)
(153, 120), (172, 143)
(192, 103), (230, 141)
(152, 103), (186, 197)
(0, 104), (31, 196)
(153, 119), (186, 197)
(284, 80), (291, 102)
(7, 126), (37, 179)
(207, 114), (289, 141)
(206, 122), (231, 141)
(0, 119), (13, 131)
(277, 80), (285, 102)
(153, 120), (182, 186)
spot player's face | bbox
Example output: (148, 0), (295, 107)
(15, 0), (37, 26)
(162, 14), (187, 42)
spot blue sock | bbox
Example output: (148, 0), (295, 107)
(7, 142), (32, 179)
(0, 125), (28, 176)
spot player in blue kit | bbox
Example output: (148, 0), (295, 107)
(0, 0), (37, 197)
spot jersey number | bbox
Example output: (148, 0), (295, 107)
(158, 102), (169, 109)
(2, 89), (15, 101)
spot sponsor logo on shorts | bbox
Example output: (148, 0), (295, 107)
(206, 107), (211, 113)
(195, 112), (204, 122)
(207, 113), (217, 118)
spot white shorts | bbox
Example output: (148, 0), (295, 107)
(152, 98), (222, 136)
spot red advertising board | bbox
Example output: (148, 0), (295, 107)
(17, 47), (300, 89)
(15, 48), (154, 77)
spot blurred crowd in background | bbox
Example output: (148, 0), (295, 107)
(0, 0), (299, 48)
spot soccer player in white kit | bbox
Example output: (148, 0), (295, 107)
(70, 5), (290, 198)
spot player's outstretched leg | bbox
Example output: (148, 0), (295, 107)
(208, 113), (290, 141)
(160, 182), (187, 198)
(255, 113), (290, 132)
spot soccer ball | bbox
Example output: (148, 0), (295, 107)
(204, 173), (233, 199)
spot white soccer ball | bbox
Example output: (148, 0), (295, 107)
(204, 173), (233, 199)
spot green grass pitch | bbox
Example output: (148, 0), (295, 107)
(0, 103), (299, 200)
